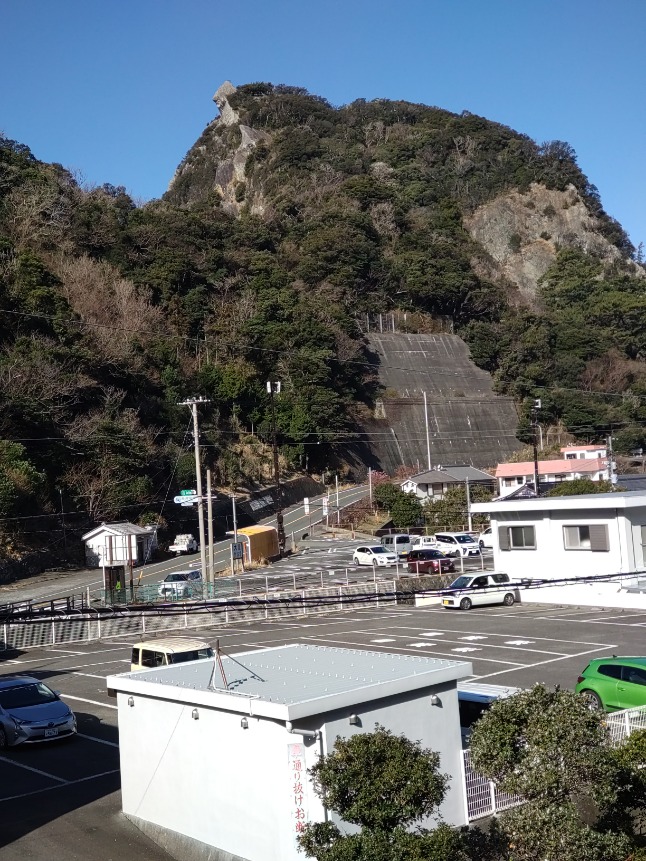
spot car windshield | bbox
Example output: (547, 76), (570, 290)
(0, 682), (57, 709)
(450, 576), (473, 589)
(455, 535), (477, 544)
(370, 546), (388, 553)
(165, 574), (188, 582)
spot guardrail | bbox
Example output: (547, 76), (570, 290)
(0, 581), (398, 651)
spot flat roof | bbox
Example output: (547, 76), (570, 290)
(472, 489), (646, 513)
(107, 644), (471, 721)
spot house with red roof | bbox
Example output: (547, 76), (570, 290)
(496, 445), (610, 497)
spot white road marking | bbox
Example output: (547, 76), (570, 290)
(506, 640), (533, 645)
(473, 646), (614, 681)
(0, 769), (120, 802)
(407, 642), (436, 648)
(0, 755), (68, 783)
(59, 694), (117, 710)
(452, 647), (481, 653)
(459, 636), (487, 641)
(421, 632), (445, 637)
(71, 672), (107, 679)
(379, 624), (612, 647)
(371, 638), (396, 643)
(47, 649), (85, 655)
(301, 636), (522, 666)
(76, 732), (119, 748)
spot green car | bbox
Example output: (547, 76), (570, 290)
(575, 657), (646, 711)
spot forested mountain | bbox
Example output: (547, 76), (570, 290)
(0, 80), (644, 556)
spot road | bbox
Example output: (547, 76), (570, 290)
(0, 484), (370, 605)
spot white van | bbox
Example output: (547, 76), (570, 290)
(130, 637), (214, 671)
(433, 532), (481, 558)
(380, 533), (414, 559)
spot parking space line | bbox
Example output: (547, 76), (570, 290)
(473, 646), (613, 681)
(0, 769), (120, 803)
(351, 630), (565, 657)
(48, 649), (85, 655)
(0, 755), (68, 783)
(76, 732), (119, 748)
(60, 694), (117, 710)
(72, 672), (108, 679)
(300, 636), (523, 666)
(375, 625), (612, 647)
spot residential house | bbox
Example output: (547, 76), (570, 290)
(496, 445), (610, 497)
(107, 644), (471, 861)
(401, 465), (494, 501)
(471, 490), (646, 581)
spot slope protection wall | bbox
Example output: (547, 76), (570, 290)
(363, 333), (521, 473)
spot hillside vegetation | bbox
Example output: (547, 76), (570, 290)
(0, 81), (644, 554)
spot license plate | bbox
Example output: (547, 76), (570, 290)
(44, 728), (58, 738)
(442, 599), (451, 606)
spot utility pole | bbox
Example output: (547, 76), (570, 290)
(267, 381), (285, 555)
(206, 469), (214, 587)
(531, 399), (541, 495)
(607, 433), (616, 485)
(465, 478), (472, 532)
(58, 488), (67, 563)
(423, 391), (432, 471)
(179, 396), (210, 579)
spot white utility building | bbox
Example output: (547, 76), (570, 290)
(471, 490), (646, 581)
(107, 644), (472, 861)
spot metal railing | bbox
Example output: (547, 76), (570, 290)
(462, 749), (523, 821)
(605, 704), (646, 743)
(1, 581), (398, 652)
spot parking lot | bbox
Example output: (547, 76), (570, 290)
(3, 599), (646, 858)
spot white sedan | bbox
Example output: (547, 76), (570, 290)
(352, 545), (398, 567)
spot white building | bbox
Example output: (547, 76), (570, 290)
(401, 465), (494, 501)
(107, 644), (471, 861)
(82, 521), (157, 568)
(495, 445), (610, 497)
(471, 490), (646, 582)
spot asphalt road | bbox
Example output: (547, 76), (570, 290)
(2, 599), (645, 859)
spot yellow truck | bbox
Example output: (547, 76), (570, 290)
(235, 525), (279, 563)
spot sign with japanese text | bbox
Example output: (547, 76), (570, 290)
(288, 742), (308, 842)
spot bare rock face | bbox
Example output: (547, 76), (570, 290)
(166, 80), (269, 215)
(464, 183), (626, 300)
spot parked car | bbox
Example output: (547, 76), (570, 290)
(405, 548), (455, 575)
(381, 533), (414, 559)
(130, 637), (214, 671)
(0, 676), (77, 747)
(441, 572), (517, 610)
(478, 527), (494, 550)
(352, 545), (398, 567)
(168, 533), (198, 555)
(158, 572), (193, 599)
(434, 532), (481, 558)
(575, 657), (646, 711)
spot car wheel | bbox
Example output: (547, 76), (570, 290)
(580, 689), (603, 711)
(459, 597), (472, 611)
(503, 592), (515, 606)
(0, 726), (7, 749)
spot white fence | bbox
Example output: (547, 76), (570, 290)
(1, 582), (397, 652)
(462, 749), (523, 821)
(462, 704), (646, 821)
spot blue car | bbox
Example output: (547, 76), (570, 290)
(0, 675), (77, 747)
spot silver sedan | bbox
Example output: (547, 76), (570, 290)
(0, 675), (77, 747)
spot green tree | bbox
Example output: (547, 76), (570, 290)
(545, 478), (617, 497)
(470, 685), (634, 861)
(298, 727), (482, 861)
(424, 484), (493, 531)
(390, 493), (422, 529)
(373, 483), (402, 511)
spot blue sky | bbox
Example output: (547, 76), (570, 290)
(2, 0), (644, 249)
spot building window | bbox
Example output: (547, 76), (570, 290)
(565, 453), (577, 460)
(563, 525), (591, 550)
(563, 524), (609, 552)
(516, 477), (524, 485)
(499, 525), (536, 550)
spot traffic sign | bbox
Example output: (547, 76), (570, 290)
(303, 497), (310, 514)
(180, 489), (197, 496)
(322, 497), (329, 516)
(181, 501), (196, 507)
(232, 541), (244, 560)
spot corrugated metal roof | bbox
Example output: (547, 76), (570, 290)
(110, 644), (471, 719)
